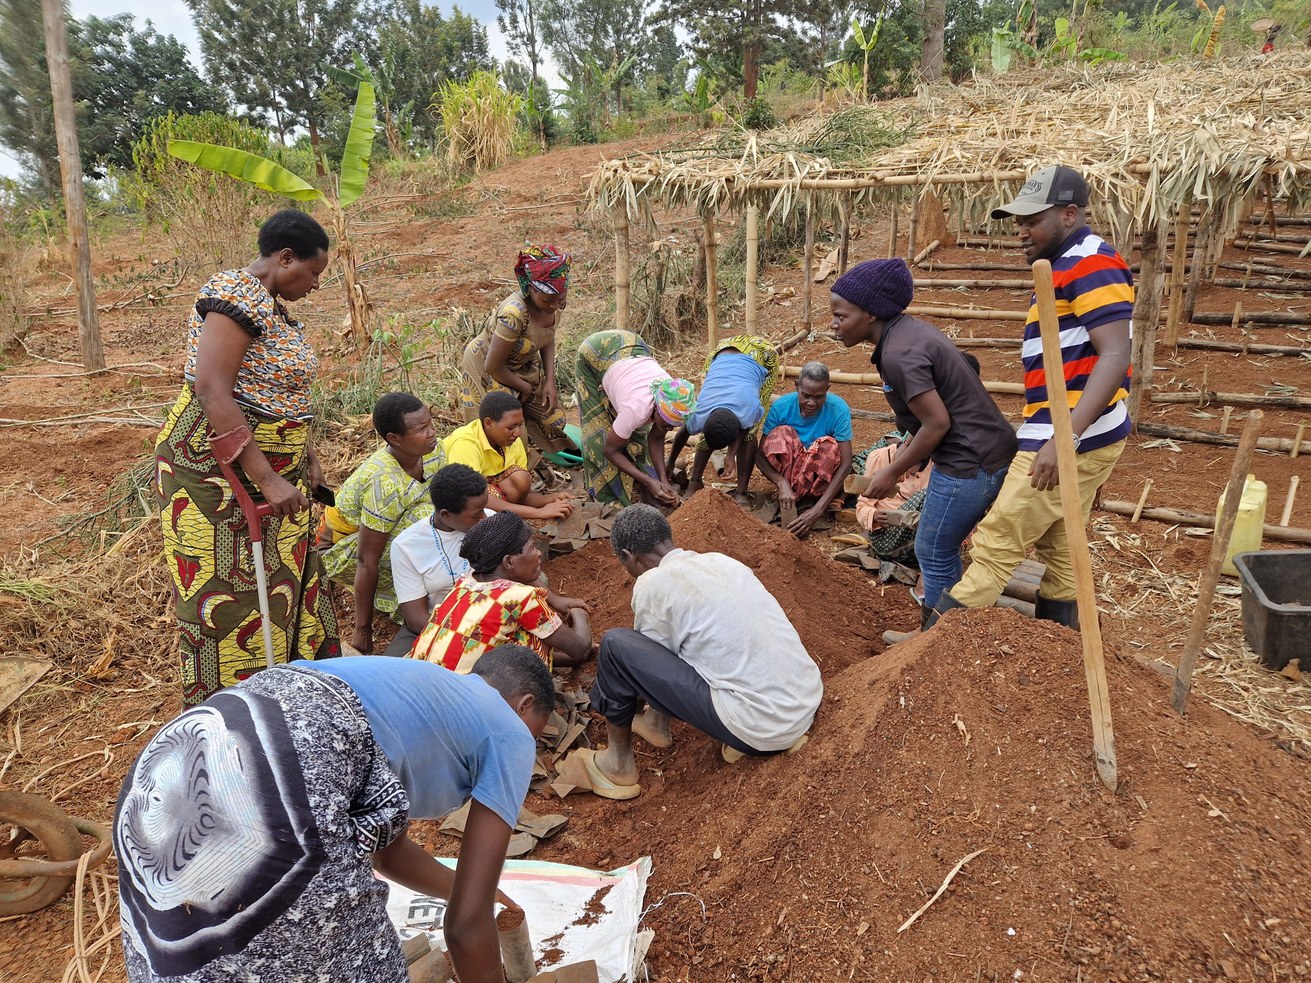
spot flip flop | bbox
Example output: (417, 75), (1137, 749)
(722, 733), (809, 764)
(576, 748), (641, 801)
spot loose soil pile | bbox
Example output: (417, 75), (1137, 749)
(548, 489), (907, 672)
(529, 494), (1311, 981)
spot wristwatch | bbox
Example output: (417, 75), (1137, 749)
(1071, 433), (1082, 451)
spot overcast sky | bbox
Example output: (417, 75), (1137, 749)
(0, 0), (520, 181)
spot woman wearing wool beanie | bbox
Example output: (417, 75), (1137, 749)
(831, 258), (1017, 642)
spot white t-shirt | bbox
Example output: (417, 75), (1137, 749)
(631, 548), (822, 750)
(390, 518), (472, 612)
(602, 356), (669, 440)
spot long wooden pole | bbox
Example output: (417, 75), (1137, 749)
(704, 213), (718, 344)
(1099, 498), (1311, 545)
(1171, 411), (1265, 713)
(802, 198), (814, 330)
(1032, 258), (1117, 792)
(1163, 199), (1190, 347)
(41, 0), (104, 371)
(886, 201), (898, 259)
(1128, 221), (1164, 426)
(745, 203), (759, 334)
(781, 364), (1024, 394)
(837, 195), (851, 275)
(613, 203), (630, 332)
(951, 335), (1308, 358)
(1149, 390), (1311, 410)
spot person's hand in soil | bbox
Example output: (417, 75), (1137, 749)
(789, 502), (826, 537)
(532, 498), (574, 521)
(495, 889), (522, 914)
(348, 625), (373, 655)
(256, 471), (310, 517)
(1029, 440), (1060, 491)
(645, 477), (679, 506)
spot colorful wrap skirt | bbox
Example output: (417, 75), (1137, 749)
(155, 385), (340, 708)
(576, 330), (656, 506)
(114, 664), (410, 982)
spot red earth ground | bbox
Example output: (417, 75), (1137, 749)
(1, 129), (1310, 982)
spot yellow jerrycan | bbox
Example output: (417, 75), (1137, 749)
(1217, 474), (1268, 576)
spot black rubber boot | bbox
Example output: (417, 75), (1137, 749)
(1035, 595), (1080, 629)
(922, 592), (966, 631)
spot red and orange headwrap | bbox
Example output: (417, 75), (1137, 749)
(514, 243), (571, 296)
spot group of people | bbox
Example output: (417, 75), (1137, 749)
(119, 163), (1133, 982)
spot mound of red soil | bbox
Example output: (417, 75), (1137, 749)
(534, 510), (1311, 978)
(547, 488), (902, 672)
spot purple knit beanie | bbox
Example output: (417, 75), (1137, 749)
(832, 259), (914, 319)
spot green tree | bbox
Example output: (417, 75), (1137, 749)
(69, 14), (226, 176)
(540, 0), (646, 112)
(495, 0), (546, 85)
(0, 0), (57, 195)
(376, 0), (492, 148)
(184, 0), (370, 165)
(655, 0), (799, 98)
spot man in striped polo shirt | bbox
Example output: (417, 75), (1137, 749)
(930, 165), (1133, 628)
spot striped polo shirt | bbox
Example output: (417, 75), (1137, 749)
(1017, 227), (1134, 452)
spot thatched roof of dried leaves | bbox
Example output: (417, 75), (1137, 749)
(589, 53), (1311, 247)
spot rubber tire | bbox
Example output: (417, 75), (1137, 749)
(0, 791), (83, 916)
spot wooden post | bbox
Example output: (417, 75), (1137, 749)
(41, 0), (104, 371)
(1128, 220), (1163, 426)
(613, 203), (630, 332)
(1131, 478), (1153, 523)
(1032, 259), (1117, 792)
(1282, 476), (1300, 526)
(745, 202), (759, 334)
(1183, 206), (1213, 323)
(886, 201), (898, 259)
(1171, 411), (1265, 714)
(704, 213), (719, 344)
(906, 193), (921, 262)
(1163, 200), (1190, 347)
(802, 197), (815, 330)
(837, 195), (851, 275)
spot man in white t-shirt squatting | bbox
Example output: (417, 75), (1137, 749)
(573, 504), (822, 800)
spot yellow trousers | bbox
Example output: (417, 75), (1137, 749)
(949, 440), (1124, 606)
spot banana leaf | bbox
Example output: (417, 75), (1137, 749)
(166, 140), (323, 202)
(338, 80), (376, 209)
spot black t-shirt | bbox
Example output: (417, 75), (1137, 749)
(872, 314), (1017, 477)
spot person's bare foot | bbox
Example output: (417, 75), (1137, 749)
(631, 708), (673, 748)
(593, 745), (640, 786)
(730, 490), (752, 507)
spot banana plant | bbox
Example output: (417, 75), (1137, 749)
(167, 78), (378, 348)
(850, 14), (884, 100)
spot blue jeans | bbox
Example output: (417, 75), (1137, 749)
(915, 464), (1009, 609)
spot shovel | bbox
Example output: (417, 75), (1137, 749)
(210, 426), (277, 670)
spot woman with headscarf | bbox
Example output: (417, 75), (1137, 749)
(575, 329), (695, 507)
(410, 512), (593, 673)
(460, 243), (575, 455)
(156, 209), (340, 708)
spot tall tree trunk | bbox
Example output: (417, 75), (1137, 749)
(307, 114), (327, 179)
(743, 39), (761, 99)
(921, 0), (946, 82)
(41, 0), (103, 370)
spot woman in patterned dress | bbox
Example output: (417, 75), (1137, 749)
(459, 244), (576, 455)
(155, 210), (340, 707)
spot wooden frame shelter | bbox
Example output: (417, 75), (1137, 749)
(587, 54), (1311, 419)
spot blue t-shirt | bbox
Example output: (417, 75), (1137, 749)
(685, 351), (768, 434)
(294, 657), (534, 827)
(763, 392), (853, 447)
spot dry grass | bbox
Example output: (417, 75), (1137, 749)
(437, 71), (523, 175)
(588, 52), (1311, 253)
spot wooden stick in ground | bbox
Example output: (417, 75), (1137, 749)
(802, 198), (814, 330)
(886, 201), (898, 259)
(612, 203), (631, 332)
(1031, 259), (1117, 792)
(1163, 200), (1190, 347)
(1131, 478), (1153, 523)
(1283, 476), (1300, 526)
(745, 203), (759, 334)
(703, 213), (718, 344)
(1171, 410), (1265, 714)
(911, 239), (941, 267)
(1293, 423), (1306, 458)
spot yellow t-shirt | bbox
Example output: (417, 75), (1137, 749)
(441, 419), (528, 479)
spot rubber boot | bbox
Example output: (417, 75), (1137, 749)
(922, 592), (966, 631)
(881, 604), (929, 645)
(1035, 595), (1080, 629)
